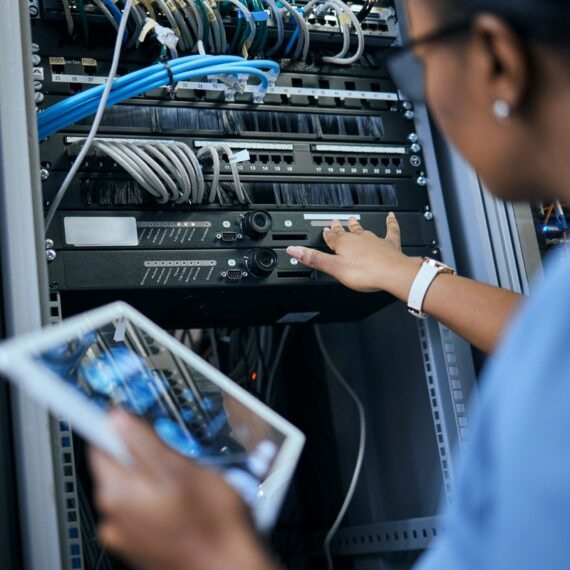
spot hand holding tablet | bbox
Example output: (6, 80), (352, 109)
(0, 302), (305, 530)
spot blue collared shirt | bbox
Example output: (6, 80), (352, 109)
(417, 251), (570, 570)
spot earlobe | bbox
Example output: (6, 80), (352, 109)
(493, 99), (511, 120)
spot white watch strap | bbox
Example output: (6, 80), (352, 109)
(407, 262), (441, 318)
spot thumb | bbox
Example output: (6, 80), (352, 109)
(286, 246), (336, 275)
(109, 409), (173, 476)
(385, 212), (401, 249)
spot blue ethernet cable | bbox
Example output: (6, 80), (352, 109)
(38, 57), (280, 139)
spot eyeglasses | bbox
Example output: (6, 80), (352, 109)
(385, 21), (472, 103)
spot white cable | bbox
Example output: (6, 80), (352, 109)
(45, 0), (133, 232)
(211, 143), (248, 204)
(144, 144), (187, 201)
(110, 142), (169, 201)
(153, 142), (192, 203)
(169, 143), (198, 203)
(103, 141), (166, 199)
(314, 326), (366, 570)
(174, 142), (205, 203)
(197, 146), (222, 203)
(153, 0), (186, 50)
(124, 142), (180, 200)
(304, 0), (364, 65)
(93, 141), (163, 200)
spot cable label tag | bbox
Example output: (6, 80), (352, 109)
(339, 12), (351, 25)
(176, 0), (187, 6)
(229, 150), (250, 164)
(113, 318), (127, 342)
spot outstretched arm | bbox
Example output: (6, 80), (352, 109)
(286, 214), (521, 354)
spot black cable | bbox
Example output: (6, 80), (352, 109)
(356, 0), (377, 22)
(254, 327), (269, 393)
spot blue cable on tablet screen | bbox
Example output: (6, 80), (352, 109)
(154, 417), (203, 458)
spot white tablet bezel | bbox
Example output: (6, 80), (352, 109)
(0, 301), (305, 530)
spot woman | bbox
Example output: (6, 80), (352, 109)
(90, 0), (570, 568)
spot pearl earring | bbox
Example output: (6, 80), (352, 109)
(493, 99), (511, 120)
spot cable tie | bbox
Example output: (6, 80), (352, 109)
(139, 17), (157, 42)
(160, 60), (176, 87)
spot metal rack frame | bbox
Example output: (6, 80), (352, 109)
(0, 1), (63, 569)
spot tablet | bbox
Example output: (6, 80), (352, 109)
(0, 301), (305, 530)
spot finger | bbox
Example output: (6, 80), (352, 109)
(109, 409), (178, 476)
(330, 219), (345, 234)
(347, 216), (364, 234)
(286, 246), (337, 275)
(322, 227), (341, 252)
(89, 447), (133, 514)
(385, 212), (401, 249)
(98, 521), (123, 552)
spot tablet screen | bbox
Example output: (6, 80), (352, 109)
(34, 318), (287, 504)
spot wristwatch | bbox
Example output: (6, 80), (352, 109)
(407, 258), (455, 319)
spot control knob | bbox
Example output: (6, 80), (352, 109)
(247, 248), (278, 279)
(242, 210), (272, 240)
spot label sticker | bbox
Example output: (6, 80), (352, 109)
(229, 150), (250, 164)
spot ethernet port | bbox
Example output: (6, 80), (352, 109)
(259, 155), (270, 164)
(249, 154), (257, 162)
(381, 158), (390, 167)
(271, 155), (282, 164)
(51, 62), (65, 74)
(284, 155), (294, 164)
(392, 158), (402, 168)
(324, 156), (335, 166)
(336, 157), (346, 165)
(313, 156), (324, 165)
(359, 157), (369, 166)
(370, 157), (379, 166)
(348, 157), (357, 166)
